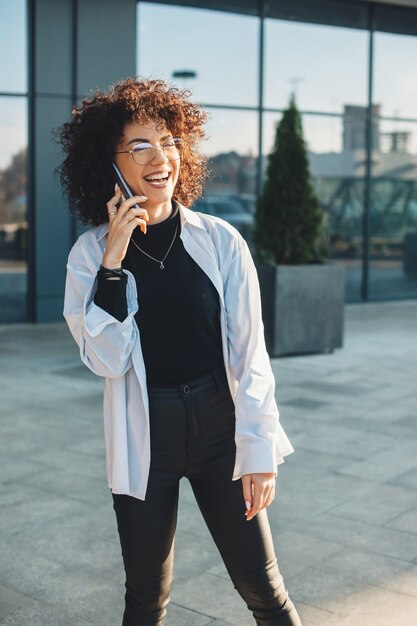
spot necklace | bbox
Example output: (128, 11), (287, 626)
(130, 223), (178, 269)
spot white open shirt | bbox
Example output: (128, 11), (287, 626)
(63, 201), (295, 500)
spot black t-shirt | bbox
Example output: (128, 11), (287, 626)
(93, 200), (224, 384)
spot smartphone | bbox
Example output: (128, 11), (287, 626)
(112, 162), (146, 234)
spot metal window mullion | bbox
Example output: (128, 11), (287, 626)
(257, 0), (264, 200)
(27, 0), (36, 322)
(362, 5), (374, 302)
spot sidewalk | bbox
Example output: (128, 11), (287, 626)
(0, 300), (417, 625)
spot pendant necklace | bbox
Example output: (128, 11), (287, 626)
(130, 223), (178, 269)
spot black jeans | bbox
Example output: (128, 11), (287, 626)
(111, 363), (302, 626)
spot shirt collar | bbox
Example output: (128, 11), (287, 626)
(95, 201), (204, 242)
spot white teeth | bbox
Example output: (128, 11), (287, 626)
(144, 173), (169, 182)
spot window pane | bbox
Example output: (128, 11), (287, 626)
(262, 111), (363, 302)
(371, 31), (417, 298)
(137, 2), (259, 107)
(0, 0), (27, 93)
(264, 19), (368, 114)
(374, 32), (417, 121)
(0, 97), (28, 322)
(369, 117), (417, 300)
(192, 108), (258, 247)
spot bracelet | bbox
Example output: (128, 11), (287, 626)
(97, 264), (126, 278)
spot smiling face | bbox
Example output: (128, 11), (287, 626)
(114, 118), (181, 220)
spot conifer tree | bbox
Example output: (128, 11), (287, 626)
(253, 94), (326, 265)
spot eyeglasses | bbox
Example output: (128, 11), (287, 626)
(114, 137), (184, 166)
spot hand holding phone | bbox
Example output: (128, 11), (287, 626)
(100, 164), (149, 269)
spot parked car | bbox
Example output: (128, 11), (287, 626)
(192, 194), (254, 244)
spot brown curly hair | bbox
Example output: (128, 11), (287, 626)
(53, 76), (212, 226)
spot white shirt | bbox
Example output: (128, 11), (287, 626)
(63, 201), (295, 500)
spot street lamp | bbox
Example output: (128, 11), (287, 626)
(172, 70), (197, 91)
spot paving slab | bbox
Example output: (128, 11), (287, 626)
(1, 299), (417, 625)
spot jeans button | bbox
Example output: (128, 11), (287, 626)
(183, 385), (190, 393)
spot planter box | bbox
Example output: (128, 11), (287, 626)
(256, 262), (346, 357)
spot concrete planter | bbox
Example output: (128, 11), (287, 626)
(255, 262), (346, 357)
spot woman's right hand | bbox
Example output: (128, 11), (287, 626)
(102, 184), (149, 268)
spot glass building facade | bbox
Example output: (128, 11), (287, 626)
(0, 0), (28, 322)
(1, 0), (417, 322)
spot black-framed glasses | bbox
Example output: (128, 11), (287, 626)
(114, 137), (184, 166)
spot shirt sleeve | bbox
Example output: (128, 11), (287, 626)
(93, 272), (128, 322)
(63, 235), (139, 378)
(224, 236), (295, 479)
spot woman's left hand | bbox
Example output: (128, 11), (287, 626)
(241, 473), (276, 521)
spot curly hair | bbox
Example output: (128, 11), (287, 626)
(53, 76), (212, 226)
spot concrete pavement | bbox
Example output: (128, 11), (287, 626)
(0, 299), (416, 625)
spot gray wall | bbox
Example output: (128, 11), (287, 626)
(32, 0), (137, 322)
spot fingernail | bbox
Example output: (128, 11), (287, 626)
(115, 183), (118, 192)
(245, 500), (251, 510)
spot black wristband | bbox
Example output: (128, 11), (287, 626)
(98, 264), (126, 278)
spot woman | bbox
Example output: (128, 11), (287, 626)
(57, 77), (301, 626)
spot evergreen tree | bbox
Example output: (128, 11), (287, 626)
(253, 94), (326, 265)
